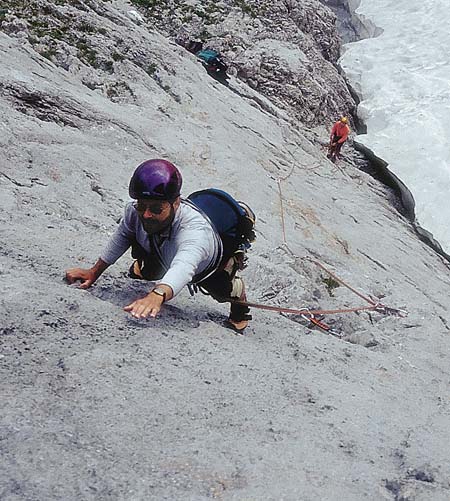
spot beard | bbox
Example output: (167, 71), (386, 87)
(141, 218), (169, 234)
(140, 205), (175, 235)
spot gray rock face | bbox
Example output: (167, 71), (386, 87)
(1, 1), (450, 500)
(1, 0), (355, 124)
(145, 0), (356, 124)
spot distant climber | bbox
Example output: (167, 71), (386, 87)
(328, 116), (350, 162)
(65, 159), (253, 332)
(183, 39), (229, 83)
(185, 40), (203, 54)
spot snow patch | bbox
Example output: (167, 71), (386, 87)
(340, 0), (450, 252)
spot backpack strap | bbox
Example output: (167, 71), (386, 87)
(182, 199), (224, 284)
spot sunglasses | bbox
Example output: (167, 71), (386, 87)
(133, 201), (167, 215)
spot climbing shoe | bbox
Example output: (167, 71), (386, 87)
(224, 317), (250, 334)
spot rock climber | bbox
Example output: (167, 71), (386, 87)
(65, 159), (251, 332)
(328, 116), (350, 162)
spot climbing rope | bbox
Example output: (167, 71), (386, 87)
(246, 162), (409, 334)
(306, 257), (376, 306)
(276, 160), (295, 245)
(277, 179), (287, 245)
(232, 298), (407, 318)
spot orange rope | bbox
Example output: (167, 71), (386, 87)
(233, 300), (378, 316)
(308, 258), (377, 306)
(277, 179), (287, 245)
(271, 160), (406, 318)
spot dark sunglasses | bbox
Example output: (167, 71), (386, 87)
(133, 201), (166, 215)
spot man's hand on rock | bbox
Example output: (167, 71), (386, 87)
(65, 258), (109, 289)
(124, 284), (173, 319)
(124, 293), (165, 319)
(65, 268), (98, 289)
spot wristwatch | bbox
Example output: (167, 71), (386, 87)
(151, 287), (167, 302)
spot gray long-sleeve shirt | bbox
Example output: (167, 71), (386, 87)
(100, 201), (222, 297)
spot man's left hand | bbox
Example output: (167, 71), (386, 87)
(124, 293), (164, 319)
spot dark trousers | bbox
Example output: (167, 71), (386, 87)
(329, 135), (344, 157)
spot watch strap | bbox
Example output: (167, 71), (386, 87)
(151, 287), (166, 302)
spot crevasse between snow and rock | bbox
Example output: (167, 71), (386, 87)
(339, 0), (450, 252)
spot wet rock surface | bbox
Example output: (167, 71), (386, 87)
(1, 1), (450, 500)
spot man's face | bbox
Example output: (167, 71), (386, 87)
(134, 199), (178, 234)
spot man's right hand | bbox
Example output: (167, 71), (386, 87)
(65, 258), (109, 289)
(65, 268), (98, 289)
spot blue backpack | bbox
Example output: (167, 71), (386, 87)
(187, 189), (256, 261)
(196, 49), (220, 65)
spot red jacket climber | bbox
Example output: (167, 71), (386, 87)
(328, 116), (350, 162)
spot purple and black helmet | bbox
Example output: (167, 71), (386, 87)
(129, 159), (182, 201)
